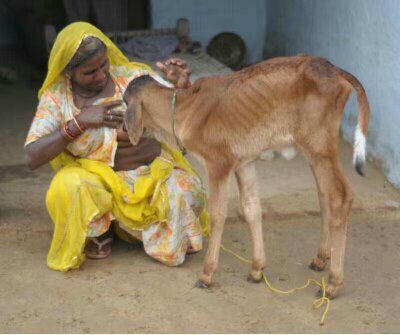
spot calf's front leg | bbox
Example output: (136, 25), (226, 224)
(196, 172), (230, 288)
(235, 161), (266, 282)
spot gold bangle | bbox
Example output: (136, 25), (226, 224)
(72, 116), (84, 133)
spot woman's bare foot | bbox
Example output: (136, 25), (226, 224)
(186, 242), (200, 254)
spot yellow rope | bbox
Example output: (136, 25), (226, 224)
(220, 244), (331, 326)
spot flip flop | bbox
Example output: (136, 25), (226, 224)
(85, 237), (113, 259)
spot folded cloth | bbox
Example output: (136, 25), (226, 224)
(119, 35), (179, 61)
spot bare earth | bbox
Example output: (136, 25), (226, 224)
(1, 83), (399, 333)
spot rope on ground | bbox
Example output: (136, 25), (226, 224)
(220, 244), (331, 326)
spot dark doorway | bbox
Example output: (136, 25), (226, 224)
(1, 0), (150, 69)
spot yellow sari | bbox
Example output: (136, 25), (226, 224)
(40, 22), (209, 271)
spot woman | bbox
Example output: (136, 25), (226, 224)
(25, 22), (209, 272)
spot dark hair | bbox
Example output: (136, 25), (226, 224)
(65, 36), (106, 72)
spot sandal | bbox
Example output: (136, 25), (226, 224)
(85, 236), (113, 259)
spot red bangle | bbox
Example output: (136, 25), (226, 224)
(66, 121), (77, 138)
(72, 116), (85, 133)
(61, 120), (81, 141)
(67, 119), (82, 137)
(61, 123), (75, 141)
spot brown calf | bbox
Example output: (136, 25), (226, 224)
(123, 54), (370, 298)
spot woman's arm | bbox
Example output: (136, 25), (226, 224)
(25, 130), (71, 170)
(25, 101), (123, 170)
(113, 136), (161, 171)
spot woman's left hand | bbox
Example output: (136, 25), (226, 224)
(156, 58), (192, 89)
(114, 137), (161, 171)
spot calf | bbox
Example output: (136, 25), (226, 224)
(123, 54), (370, 298)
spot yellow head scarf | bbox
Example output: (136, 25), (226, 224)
(39, 21), (152, 99)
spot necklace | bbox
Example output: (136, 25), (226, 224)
(74, 90), (98, 99)
(72, 75), (110, 98)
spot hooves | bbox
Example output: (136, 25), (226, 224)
(309, 259), (327, 272)
(316, 285), (339, 300)
(196, 276), (341, 299)
(195, 279), (210, 289)
(195, 272), (264, 289)
(247, 273), (263, 283)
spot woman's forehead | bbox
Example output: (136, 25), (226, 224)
(77, 50), (108, 71)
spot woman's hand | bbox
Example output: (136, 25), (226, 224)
(76, 100), (124, 129)
(156, 58), (192, 89)
(114, 137), (162, 171)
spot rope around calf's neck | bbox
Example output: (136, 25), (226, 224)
(171, 90), (187, 155)
(220, 244), (331, 326)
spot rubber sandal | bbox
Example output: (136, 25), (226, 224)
(85, 237), (113, 259)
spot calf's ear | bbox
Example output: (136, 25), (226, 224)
(124, 101), (143, 145)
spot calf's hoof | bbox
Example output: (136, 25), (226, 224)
(195, 279), (210, 289)
(309, 258), (327, 272)
(316, 284), (341, 300)
(325, 283), (341, 299)
(247, 272), (263, 284)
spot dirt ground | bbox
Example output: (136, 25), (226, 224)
(1, 82), (400, 333)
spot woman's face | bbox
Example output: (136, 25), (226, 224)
(70, 50), (110, 92)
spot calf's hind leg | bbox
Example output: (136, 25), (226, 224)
(309, 170), (331, 272)
(308, 155), (353, 298)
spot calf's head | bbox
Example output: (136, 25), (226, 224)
(123, 75), (156, 145)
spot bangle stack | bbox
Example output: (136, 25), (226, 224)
(72, 116), (85, 133)
(60, 117), (85, 142)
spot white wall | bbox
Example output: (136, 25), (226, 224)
(264, 0), (400, 187)
(150, 0), (267, 65)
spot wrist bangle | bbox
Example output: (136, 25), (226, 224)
(66, 120), (77, 138)
(72, 116), (85, 133)
(61, 123), (75, 141)
(63, 120), (81, 141)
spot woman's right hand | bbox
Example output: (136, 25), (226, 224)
(76, 100), (124, 129)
